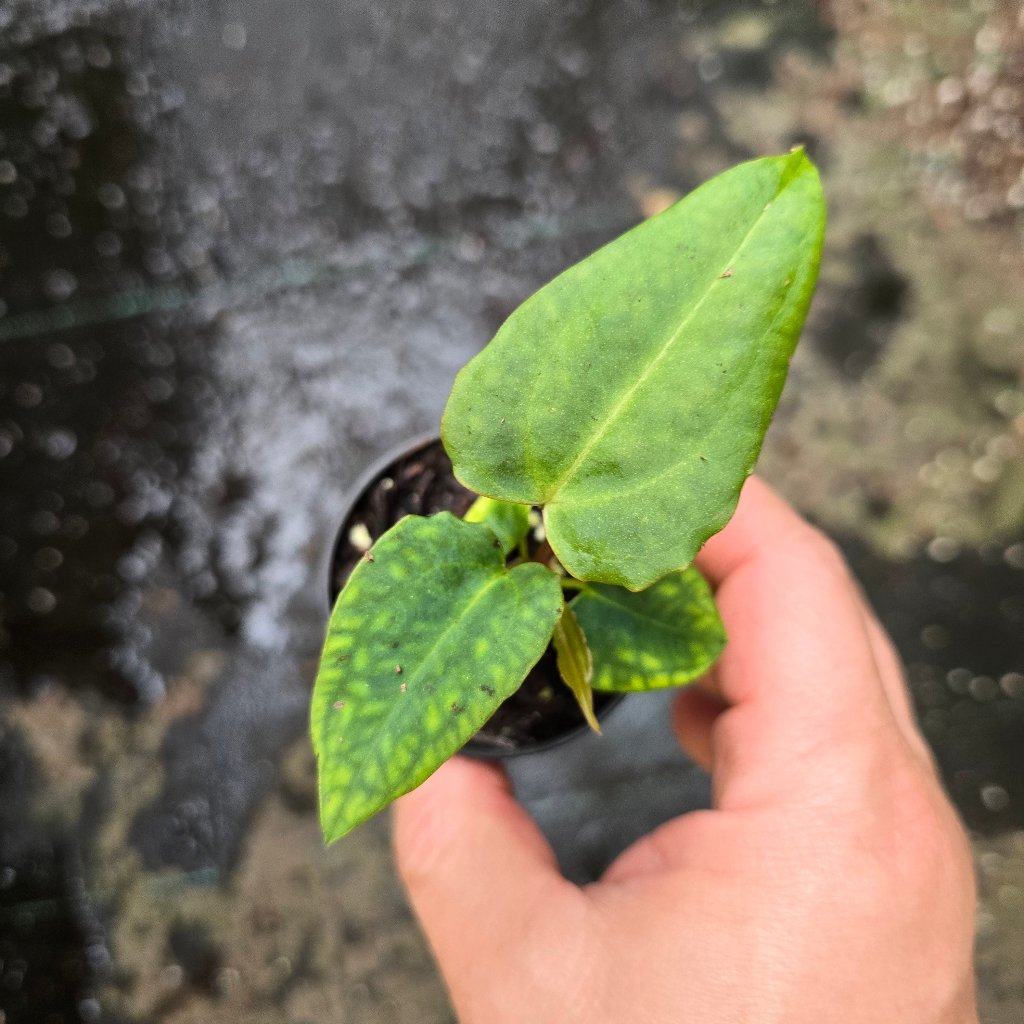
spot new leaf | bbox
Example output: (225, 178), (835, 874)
(463, 495), (531, 556)
(552, 603), (600, 733)
(311, 513), (563, 841)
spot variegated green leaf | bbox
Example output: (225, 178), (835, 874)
(572, 567), (725, 692)
(311, 512), (563, 841)
(442, 150), (826, 590)
(551, 603), (600, 733)
(464, 495), (531, 556)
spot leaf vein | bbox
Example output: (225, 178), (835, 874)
(543, 174), (801, 504)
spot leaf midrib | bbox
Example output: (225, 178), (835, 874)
(322, 567), (506, 834)
(375, 569), (505, 738)
(552, 233), (815, 512)
(576, 585), (686, 637)
(321, 549), (506, 768)
(350, 561), (555, 775)
(542, 171), (800, 505)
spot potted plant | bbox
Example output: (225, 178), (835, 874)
(324, 435), (627, 759)
(312, 148), (826, 842)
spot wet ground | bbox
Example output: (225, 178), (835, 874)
(0, 0), (1022, 1021)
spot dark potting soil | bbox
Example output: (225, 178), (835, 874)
(328, 438), (618, 754)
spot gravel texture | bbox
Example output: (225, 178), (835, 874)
(1, 1), (1021, 1021)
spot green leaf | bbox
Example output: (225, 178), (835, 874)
(311, 512), (563, 841)
(442, 150), (826, 590)
(572, 567), (726, 692)
(463, 495), (531, 556)
(551, 603), (600, 734)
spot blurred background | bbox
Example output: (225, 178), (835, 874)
(0, 0), (1022, 1021)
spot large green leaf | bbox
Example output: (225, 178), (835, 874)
(572, 567), (726, 692)
(442, 150), (826, 590)
(311, 512), (563, 841)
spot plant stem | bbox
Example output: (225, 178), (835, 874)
(559, 577), (586, 592)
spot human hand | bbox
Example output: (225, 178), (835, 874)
(393, 478), (978, 1024)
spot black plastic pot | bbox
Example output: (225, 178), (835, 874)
(324, 435), (622, 758)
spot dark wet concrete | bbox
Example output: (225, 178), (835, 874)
(1, 1), (1022, 1021)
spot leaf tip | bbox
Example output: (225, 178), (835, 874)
(318, 792), (352, 845)
(320, 823), (343, 846)
(777, 144), (818, 189)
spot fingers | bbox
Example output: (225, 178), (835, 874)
(691, 477), (899, 806)
(671, 683), (725, 773)
(859, 606), (937, 769)
(392, 756), (578, 997)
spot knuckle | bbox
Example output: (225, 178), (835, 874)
(796, 525), (848, 576)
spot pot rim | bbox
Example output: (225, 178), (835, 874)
(321, 433), (625, 758)
(321, 431), (440, 617)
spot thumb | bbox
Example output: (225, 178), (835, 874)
(392, 756), (579, 1005)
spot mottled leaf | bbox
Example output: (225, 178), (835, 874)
(551, 603), (600, 733)
(442, 150), (826, 590)
(572, 567), (725, 692)
(464, 495), (530, 556)
(311, 512), (563, 841)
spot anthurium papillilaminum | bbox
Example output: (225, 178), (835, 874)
(312, 148), (826, 841)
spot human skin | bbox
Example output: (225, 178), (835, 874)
(393, 477), (979, 1024)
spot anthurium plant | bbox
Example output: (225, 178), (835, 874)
(312, 149), (826, 841)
